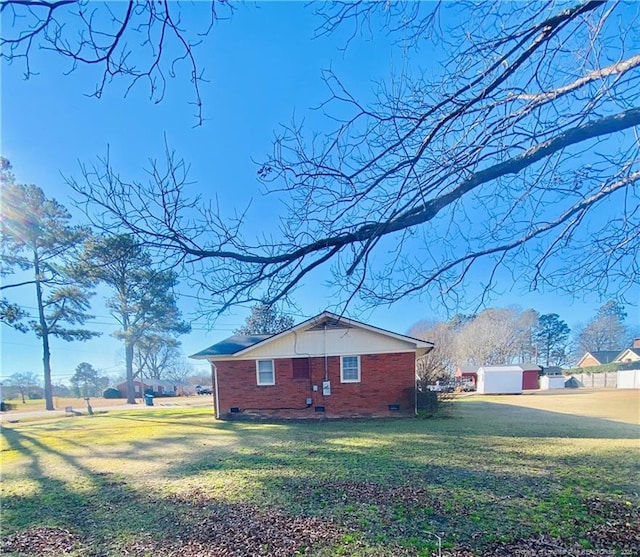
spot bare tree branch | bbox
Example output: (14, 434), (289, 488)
(1, 0), (231, 125)
(68, 1), (640, 316)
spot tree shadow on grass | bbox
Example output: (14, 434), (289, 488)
(1, 426), (347, 556)
(2, 402), (638, 556)
(149, 405), (638, 553)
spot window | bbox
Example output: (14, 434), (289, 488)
(341, 356), (361, 383)
(292, 358), (310, 380)
(256, 359), (275, 385)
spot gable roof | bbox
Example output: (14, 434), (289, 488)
(190, 311), (433, 360)
(614, 347), (640, 362)
(576, 350), (621, 367)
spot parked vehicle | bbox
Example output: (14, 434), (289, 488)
(456, 379), (476, 392)
(426, 381), (455, 393)
(195, 385), (213, 395)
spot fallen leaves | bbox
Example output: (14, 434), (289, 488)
(1, 490), (637, 556)
(1, 527), (82, 555)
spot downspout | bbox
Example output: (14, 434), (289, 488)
(415, 354), (421, 416)
(212, 362), (220, 419)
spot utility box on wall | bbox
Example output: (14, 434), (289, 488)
(322, 381), (331, 396)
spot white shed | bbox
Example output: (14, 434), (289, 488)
(477, 366), (523, 394)
(540, 375), (566, 390)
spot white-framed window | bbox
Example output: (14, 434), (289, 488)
(341, 355), (361, 383)
(256, 359), (275, 386)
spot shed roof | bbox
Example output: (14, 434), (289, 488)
(477, 365), (524, 373)
(520, 363), (542, 372)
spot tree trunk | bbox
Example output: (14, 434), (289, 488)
(34, 254), (55, 411)
(125, 340), (136, 404)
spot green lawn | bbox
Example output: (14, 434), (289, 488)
(1, 390), (638, 556)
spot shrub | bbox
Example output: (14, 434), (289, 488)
(564, 360), (640, 375)
(416, 390), (439, 417)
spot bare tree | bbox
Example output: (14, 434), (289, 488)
(134, 333), (181, 381)
(576, 300), (628, 352)
(4, 372), (40, 403)
(455, 307), (538, 366)
(69, 1), (640, 315)
(165, 360), (195, 385)
(408, 320), (457, 387)
(1, 0), (231, 125)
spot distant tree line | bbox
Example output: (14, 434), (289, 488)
(409, 301), (634, 385)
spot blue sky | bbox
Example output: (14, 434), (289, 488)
(1, 2), (638, 385)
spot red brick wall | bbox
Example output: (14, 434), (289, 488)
(212, 352), (416, 419)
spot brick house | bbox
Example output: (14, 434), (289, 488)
(116, 379), (184, 398)
(190, 311), (433, 419)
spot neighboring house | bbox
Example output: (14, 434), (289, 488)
(116, 379), (184, 398)
(614, 339), (640, 364)
(615, 348), (640, 363)
(190, 311), (433, 419)
(575, 351), (620, 368)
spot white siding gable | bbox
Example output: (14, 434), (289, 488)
(236, 326), (415, 360)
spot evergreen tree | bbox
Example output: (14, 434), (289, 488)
(75, 234), (189, 404)
(235, 303), (295, 335)
(70, 362), (102, 397)
(532, 314), (571, 367)
(1, 160), (99, 410)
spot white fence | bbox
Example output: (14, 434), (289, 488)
(564, 372), (618, 389)
(617, 369), (640, 389)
